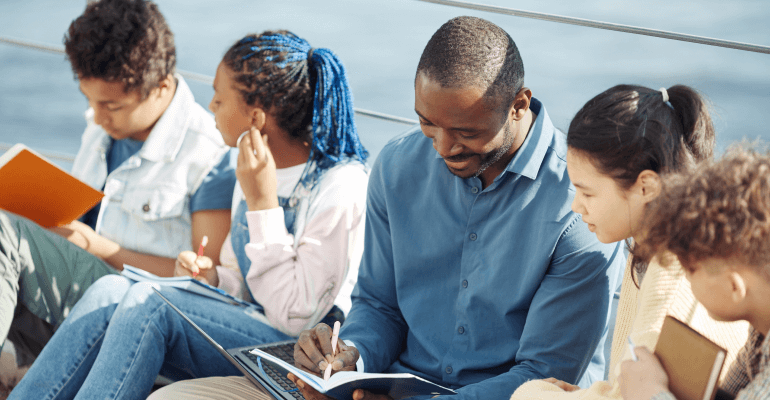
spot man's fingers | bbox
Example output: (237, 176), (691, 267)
(352, 389), (393, 400)
(288, 373), (329, 400)
(313, 323), (335, 360)
(296, 326), (331, 372)
(293, 343), (322, 375)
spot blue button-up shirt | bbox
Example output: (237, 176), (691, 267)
(341, 99), (625, 400)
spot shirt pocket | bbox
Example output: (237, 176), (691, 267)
(121, 186), (188, 221)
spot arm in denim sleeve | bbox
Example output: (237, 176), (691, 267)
(338, 153), (408, 374)
(449, 216), (625, 400)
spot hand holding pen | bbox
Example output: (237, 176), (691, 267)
(173, 236), (219, 286)
(292, 322), (358, 378)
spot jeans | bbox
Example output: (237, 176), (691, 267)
(9, 275), (293, 400)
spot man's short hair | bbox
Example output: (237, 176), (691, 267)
(637, 146), (770, 280)
(64, 0), (176, 99)
(416, 16), (524, 114)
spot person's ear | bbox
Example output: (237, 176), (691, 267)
(251, 108), (267, 131)
(636, 170), (661, 204)
(155, 74), (175, 97)
(729, 271), (748, 304)
(510, 88), (532, 121)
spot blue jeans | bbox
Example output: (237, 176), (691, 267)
(9, 275), (292, 400)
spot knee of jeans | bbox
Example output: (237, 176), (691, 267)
(119, 281), (164, 310)
(66, 275), (133, 319)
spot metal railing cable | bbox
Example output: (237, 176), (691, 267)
(0, 36), (419, 126)
(417, 0), (770, 55)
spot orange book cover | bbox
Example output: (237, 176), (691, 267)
(655, 315), (727, 400)
(0, 143), (104, 227)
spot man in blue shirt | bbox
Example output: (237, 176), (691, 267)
(290, 16), (625, 400)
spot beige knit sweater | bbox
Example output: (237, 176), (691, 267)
(510, 257), (750, 400)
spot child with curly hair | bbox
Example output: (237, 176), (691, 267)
(620, 147), (770, 400)
(511, 85), (748, 400)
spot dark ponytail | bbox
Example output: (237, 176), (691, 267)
(666, 85), (715, 162)
(567, 84), (714, 189)
(567, 84), (715, 282)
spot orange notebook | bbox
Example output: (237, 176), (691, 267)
(0, 143), (104, 227)
(655, 315), (727, 400)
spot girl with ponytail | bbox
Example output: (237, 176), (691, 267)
(10, 31), (369, 400)
(511, 85), (747, 400)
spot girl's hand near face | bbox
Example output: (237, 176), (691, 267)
(237, 126), (279, 211)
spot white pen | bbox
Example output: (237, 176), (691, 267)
(627, 336), (639, 361)
(324, 321), (341, 381)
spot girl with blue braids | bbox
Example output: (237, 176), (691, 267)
(9, 31), (369, 400)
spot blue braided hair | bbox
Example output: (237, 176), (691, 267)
(223, 30), (368, 188)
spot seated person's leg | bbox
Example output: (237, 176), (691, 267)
(0, 211), (116, 364)
(7, 274), (132, 400)
(149, 376), (271, 400)
(13, 280), (293, 400)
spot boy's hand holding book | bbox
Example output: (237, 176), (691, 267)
(619, 346), (670, 400)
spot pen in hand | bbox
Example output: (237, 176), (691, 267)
(324, 320), (341, 381)
(627, 336), (638, 361)
(193, 235), (208, 277)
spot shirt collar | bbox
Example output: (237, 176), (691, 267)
(503, 97), (553, 181)
(431, 97), (553, 182)
(138, 74), (192, 163)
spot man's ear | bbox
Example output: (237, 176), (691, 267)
(251, 108), (267, 131)
(510, 88), (532, 121)
(636, 170), (662, 204)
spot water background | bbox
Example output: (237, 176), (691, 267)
(1, 0), (769, 169)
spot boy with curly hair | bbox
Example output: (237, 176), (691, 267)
(0, 0), (234, 388)
(620, 147), (770, 400)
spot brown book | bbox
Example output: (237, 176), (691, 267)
(655, 315), (727, 400)
(0, 143), (103, 227)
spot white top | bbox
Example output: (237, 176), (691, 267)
(217, 161), (368, 337)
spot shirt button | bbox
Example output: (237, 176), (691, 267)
(446, 366), (453, 374)
(469, 233), (477, 241)
(462, 280), (468, 288)
(471, 187), (479, 194)
(458, 326), (465, 334)
(142, 203), (151, 212)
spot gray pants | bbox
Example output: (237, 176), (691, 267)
(0, 211), (116, 366)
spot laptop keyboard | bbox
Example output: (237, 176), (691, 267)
(243, 343), (304, 399)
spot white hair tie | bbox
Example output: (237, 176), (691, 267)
(659, 87), (669, 103)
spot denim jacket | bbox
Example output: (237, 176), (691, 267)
(71, 76), (229, 259)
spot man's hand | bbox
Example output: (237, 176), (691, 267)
(294, 323), (358, 378)
(48, 220), (117, 258)
(619, 346), (670, 400)
(175, 250), (219, 286)
(286, 374), (393, 400)
(542, 377), (580, 392)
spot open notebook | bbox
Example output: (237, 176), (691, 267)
(151, 288), (455, 400)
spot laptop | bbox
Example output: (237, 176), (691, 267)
(152, 287), (304, 400)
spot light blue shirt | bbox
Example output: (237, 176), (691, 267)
(340, 99), (625, 399)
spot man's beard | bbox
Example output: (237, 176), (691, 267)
(474, 121), (516, 178)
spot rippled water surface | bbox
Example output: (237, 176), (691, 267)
(1, 0), (768, 167)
